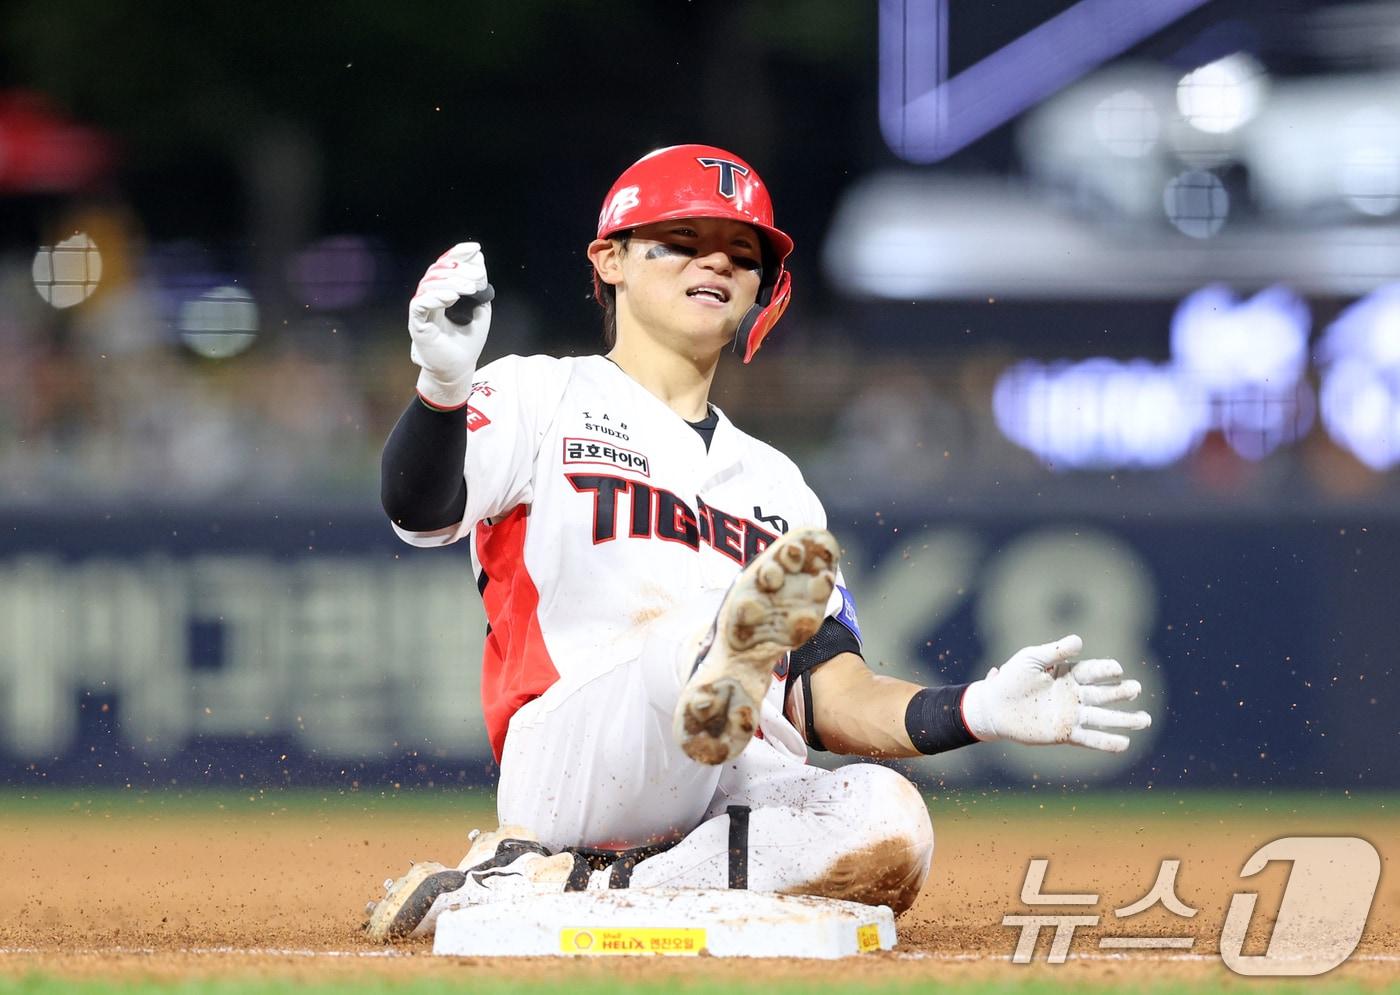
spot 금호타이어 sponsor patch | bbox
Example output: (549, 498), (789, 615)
(562, 437), (650, 477)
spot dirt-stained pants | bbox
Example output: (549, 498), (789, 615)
(493, 600), (934, 914)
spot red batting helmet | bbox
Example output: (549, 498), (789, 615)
(594, 144), (793, 363)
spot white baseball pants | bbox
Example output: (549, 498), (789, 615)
(495, 601), (934, 913)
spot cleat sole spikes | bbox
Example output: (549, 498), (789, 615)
(675, 527), (839, 766)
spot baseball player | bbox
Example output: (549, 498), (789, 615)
(366, 145), (1150, 940)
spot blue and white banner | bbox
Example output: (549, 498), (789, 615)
(0, 509), (1393, 787)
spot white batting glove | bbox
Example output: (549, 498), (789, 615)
(960, 634), (1151, 753)
(409, 242), (492, 410)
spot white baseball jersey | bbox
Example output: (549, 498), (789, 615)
(393, 353), (847, 760)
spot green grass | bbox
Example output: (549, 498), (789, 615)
(0, 786), (498, 819)
(1, 787), (1394, 822)
(2, 978), (1395, 995)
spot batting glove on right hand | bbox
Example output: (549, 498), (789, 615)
(409, 242), (492, 410)
(960, 634), (1151, 753)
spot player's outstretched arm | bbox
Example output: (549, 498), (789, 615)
(959, 634), (1151, 752)
(804, 634), (1150, 758)
(380, 243), (493, 532)
(802, 652), (926, 758)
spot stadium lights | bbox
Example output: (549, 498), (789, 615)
(1318, 285), (1400, 469)
(993, 358), (1207, 470)
(178, 286), (259, 359)
(1170, 285), (1310, 390)
(1163, 170), (1229, 238)
(1241, 73), (1400, 219)
(31, 232), (102, 308)
(824, 174), (1400, 300)
(1175, 53), (1267, 135)
(994, 285), (1318, 470)
(1092, 88), (1161, 159)
(1170, 285), (1314, 460)
(1338, 106), (1400, 219)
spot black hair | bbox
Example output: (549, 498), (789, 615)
(597, 232), (630, 349)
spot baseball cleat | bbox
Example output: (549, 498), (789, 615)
(364, 826), (575, 941)
(363, 861), (465, 941)
(675, 526), (838, 765)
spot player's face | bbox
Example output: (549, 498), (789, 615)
(614, 217), (764, 354)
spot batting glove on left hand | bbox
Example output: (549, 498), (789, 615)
(960, 634), (1151, 753)
(409, 242), (492, 410)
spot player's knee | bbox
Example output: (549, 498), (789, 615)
(850, 763), (934, 860)
(819, 764), (934, 915)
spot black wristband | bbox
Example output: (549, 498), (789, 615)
(904, 684), (977, 755)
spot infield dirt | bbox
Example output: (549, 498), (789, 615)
(1, 791), (1395, 987)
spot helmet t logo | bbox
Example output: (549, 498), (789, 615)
(696, 157), (750, 199)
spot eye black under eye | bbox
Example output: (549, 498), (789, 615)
(733, 256), (762, 272)
(646, 243), (697, 260)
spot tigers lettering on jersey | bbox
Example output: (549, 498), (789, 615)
(568, 473), (778, 564)
(394, 354), (840, 764)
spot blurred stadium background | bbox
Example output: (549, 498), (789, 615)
(1, 0), (1396, 793)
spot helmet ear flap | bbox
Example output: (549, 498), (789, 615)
(736, 269), (792, 364)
